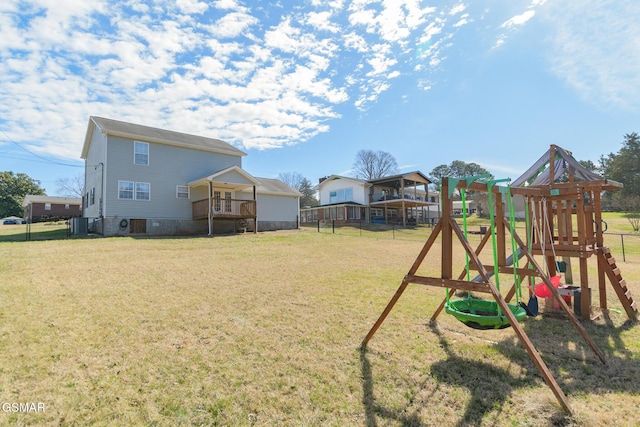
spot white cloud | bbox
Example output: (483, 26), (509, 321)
(208, 11), (259, 38)
(501, 10), (535, 29)
(543, 0), (640, 110)
(306, 11), (340, 33)
(176, 0), (208, 14)
(0, 0), (478, 157)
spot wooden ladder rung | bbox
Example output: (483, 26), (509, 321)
(607, 256), (616, 265)
(601, 246), (611, 254)
(631, 300), (638, 311)
(625, 289), (633, 299)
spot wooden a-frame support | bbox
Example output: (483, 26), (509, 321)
(361, 177), (607, 415)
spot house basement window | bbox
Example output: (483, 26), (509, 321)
(134, 141), (149, 165)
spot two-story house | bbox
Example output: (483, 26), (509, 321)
(300, 171), (438, 226)
(81, 116), (300, 236)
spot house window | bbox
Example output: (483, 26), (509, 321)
(134, 141), (149, 165)
(337, 207), (344, 220)
(85, 193), (89, 208)
(118, 181), (134, 200)
(90, 188), (95, 205)
(176, 185), (190, 199)
(135, 182), (150, 200)
(347, 206), (360, 220)
(225, 191), (232, 212)
(44, 203), (51, 211)
(329, 188), (353, 204)
(213, 191), (221, 212)
(119, 181), (150, 200)
(65, 204), (70, 209)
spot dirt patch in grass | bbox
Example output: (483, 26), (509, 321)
(0, 229), (639, 425)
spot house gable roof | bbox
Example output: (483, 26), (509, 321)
(188, 166), (260, 188)
(243, 177), (302, 197)
(81, 116), (246, 159)
(313, 175), (370, 191)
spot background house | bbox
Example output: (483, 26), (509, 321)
(81, 116), (300, 236)
(300, 171), (438, 225)
(22, 195), (82, 223)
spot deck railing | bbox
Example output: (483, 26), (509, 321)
(192, 199), (256, 220)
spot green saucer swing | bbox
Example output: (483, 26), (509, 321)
(445, 299), (528, 330)
(444, 179), (528, 330)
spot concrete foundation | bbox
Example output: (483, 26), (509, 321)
(88, 218), (298, 236)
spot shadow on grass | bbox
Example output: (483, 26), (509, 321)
(360, 347), (424, 427)
(359, 325), (568, 427)
(360, 314), (640, 426)
(493, 313), (640, 397)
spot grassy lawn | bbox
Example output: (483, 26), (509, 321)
(0, 218), (639, 425)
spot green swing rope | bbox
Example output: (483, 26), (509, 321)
(445, 187), (472, 307)
(486, 180), (508, 299)
(525, 197), (535, 294)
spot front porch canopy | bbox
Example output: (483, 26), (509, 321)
(188, 166), (260, 235)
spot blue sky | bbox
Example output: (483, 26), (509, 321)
(1, 0), (639, 195)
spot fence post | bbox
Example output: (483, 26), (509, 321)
(317, 219), (320, 233)
(332, 220), (335, 234)
(621, 234), (626, 262)
(360, 219), (362, 236)
(392, 221), (395, 239)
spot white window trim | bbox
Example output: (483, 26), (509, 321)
(176, 185), (190, 199)
(134, 141), (149, 166)
(135, 182), (151, 201)
(118, 180), (134, 200)
(118, 180), (150, 201)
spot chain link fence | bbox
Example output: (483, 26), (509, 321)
(301, 221), (640, 263)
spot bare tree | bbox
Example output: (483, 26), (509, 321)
(277, 172), (304, 190)
(56, 173), (84, 198)
(352, 150), (398, 179)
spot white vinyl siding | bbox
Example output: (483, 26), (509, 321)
(134, 141), (149, 165)
(106, 135), (242, 219)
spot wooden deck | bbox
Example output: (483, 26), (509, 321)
(192, 199), (256, 220)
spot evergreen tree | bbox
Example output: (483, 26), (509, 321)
(299, 178), (318, 207)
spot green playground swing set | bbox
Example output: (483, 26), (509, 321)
(361, 146), (637, 413)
